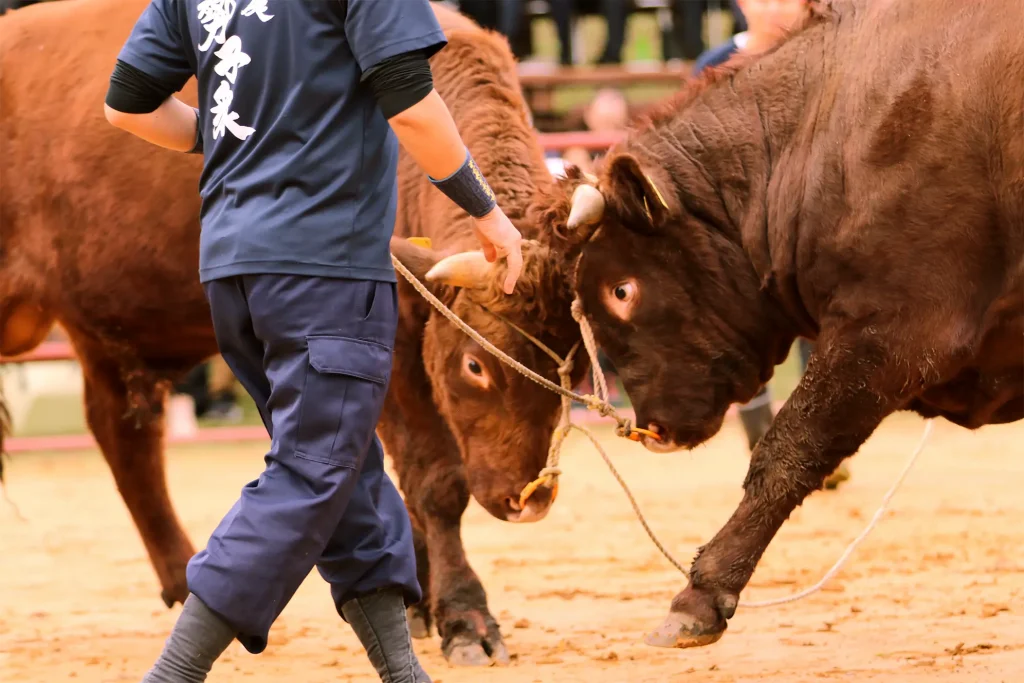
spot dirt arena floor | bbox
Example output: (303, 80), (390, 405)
(1, 414), (1021, 682)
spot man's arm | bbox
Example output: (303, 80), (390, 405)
(348, 0), (523, 294)
(385, 90), (523, 295)
(103, 0), (196, 150)
(104, 97), (198, 153)
(104, 62), (200, 153)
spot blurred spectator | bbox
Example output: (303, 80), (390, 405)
(693, 0), (809, 74)
(464, 0), (628, 66)
(729, 0), (749, 33)
(547, 1), (629, 66)
(560, 87), (629, 173)
(173, 357), (242, 423)
(667, 0), (747, 63)
(496, 0), (526, 45)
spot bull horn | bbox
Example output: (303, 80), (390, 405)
(567, 183), (606, 230)
(425, 250), (493, 289)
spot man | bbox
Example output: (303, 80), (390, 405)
(103, 1), (523, 681)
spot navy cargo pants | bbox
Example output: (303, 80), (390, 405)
(186, 274), (420, 654)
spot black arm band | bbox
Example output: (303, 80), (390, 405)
(187, 107), (203, 155)
(429, 149), (497, 218)
(362, 49), (434, 119)
(105, 59), (178, 114)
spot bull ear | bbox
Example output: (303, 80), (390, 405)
(605, 153), (672, 231)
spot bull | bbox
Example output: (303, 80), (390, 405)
(0, 0), (580, 665)
(529, 0), (1023, 649)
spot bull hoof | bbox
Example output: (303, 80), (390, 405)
(823, 461), (852, 490)
(443, 631), (510, 667)
(644, 587), (730, 649)
(407, 605), (432, 639)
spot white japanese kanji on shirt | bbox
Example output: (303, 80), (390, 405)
(198, 0), (272, 142)
(196, 0), (235, 52)
(214, 36), (251, 85)
(240, 0), (273, 22)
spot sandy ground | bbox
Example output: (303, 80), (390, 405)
(1, 414), (1022, 682)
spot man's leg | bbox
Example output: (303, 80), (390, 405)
(141, 595), (237, 683)
(671, 0), (708, 61)
(737, 386), (774, 452)
(496, 0), (523, 41)
(143, 277), (271, 682)
(316, 435), (425, 682)
(597, 0), (628, 64)
(184, 275), (402, 650)
(549, 0), (574, 65)
(144, 275), (406, 682)
(798, 338), (815, 374)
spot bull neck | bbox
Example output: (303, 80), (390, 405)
(641, 20), (829, 339)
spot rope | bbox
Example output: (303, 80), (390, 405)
(390, 254), (653, 442)
(390, 250), (934, 609)
(740, 417), (933, 608)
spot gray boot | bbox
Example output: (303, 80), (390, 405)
(141, 594), (237, 683)
(738, 391), (775, 453)
(342, 588), (432, 683)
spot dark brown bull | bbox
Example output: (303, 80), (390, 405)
(532, 0), (1023, 649)
(0, 0), (580, 665)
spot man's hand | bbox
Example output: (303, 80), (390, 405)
(385, 89), (523, 294)
(473, 207), (523, 294)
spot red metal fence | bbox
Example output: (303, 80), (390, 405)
(1, 343), (271, 453)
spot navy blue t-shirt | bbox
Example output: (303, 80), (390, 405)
(117, 0), (448, 283)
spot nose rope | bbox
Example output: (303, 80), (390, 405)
(390, 254), (648, 438)
(391, 251), (934, 609)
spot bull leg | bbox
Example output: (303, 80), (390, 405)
(405, 512), (433, 639)
(380, 409), (509, 667)
(797, 339), (851, 490)
(81, 355), (194, 606)
(414, 459), (510, 666)
(646, 339), (914, 649)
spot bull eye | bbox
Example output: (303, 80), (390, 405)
(462, 352), (491, 390)
(602, 279), (638, 321)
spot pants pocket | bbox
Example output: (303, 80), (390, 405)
(295, 335), (393, 468)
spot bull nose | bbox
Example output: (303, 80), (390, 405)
(641, 422), (685, 453)
(504, 486), (554, 524)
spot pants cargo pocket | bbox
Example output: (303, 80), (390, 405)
(296, 335), (393, 468)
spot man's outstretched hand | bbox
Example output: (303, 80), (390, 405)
(473, 206), (523, 294)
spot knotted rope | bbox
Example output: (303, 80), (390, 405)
(390, 251), (933, 608)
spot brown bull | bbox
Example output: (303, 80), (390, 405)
(533, 0), (1023, 650)
(0, 0), (579, 665)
